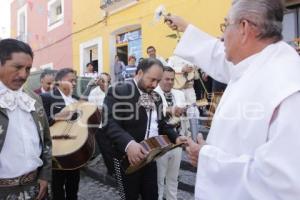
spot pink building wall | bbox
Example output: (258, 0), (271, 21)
(11, 0), (73, 70)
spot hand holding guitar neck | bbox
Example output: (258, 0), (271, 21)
(176, 135), (188, 147)
(166, 106), (186, 117)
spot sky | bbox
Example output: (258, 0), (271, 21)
(0, 0), (11, 39)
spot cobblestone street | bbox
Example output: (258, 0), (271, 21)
(78, 175), (120, 200)
(78, 153), (195, 200)
(78, 173), (194, 200)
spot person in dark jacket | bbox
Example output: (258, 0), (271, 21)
(103, 58), (187, 200)
(41, 68), (80, 200)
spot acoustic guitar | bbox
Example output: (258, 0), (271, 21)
(174, 71), (195, 89)
(50, 102), (100, 170)
(168, 56), (196, 89)
(122, 135), (183, 174)
(166, 100), (209, 127)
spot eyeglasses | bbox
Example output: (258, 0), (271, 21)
(220, 22), (233, 33)
(220, 19), (257, 33)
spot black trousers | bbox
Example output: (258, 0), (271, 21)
(117, 161), (158, 200)
(52, 169), (80, 200)
(95, 129), (115, 175)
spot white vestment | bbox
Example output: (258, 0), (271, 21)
(174, 25), (300, 200)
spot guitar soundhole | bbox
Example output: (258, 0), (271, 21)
(51, 110), (83, 140)
(69, 110), (82, 122)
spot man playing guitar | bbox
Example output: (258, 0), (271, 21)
(168, 55), (197, 105)
(41, 68), (80, 200)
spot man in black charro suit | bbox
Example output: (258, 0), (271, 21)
(40, 68), (80, 200)
(102, 58), (186, 200)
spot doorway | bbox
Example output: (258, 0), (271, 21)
(116, 45), (128, 66)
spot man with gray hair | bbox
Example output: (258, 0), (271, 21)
(165, 0), (300, 199)
(34, 70), (55, 95)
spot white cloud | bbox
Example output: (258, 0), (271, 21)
(0, 0), (11, 39)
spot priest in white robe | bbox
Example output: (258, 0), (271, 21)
(165, 0), (300, 199)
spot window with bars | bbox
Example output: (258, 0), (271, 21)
(47, 0), (64, 31)
(17, 5), (27, 42)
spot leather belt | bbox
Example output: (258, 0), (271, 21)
(0, 170), (37, 187)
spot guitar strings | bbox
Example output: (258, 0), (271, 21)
(61, 110), (76, 138)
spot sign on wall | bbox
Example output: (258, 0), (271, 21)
(128, 30), (142, 62)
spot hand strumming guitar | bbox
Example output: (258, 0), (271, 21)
(126, 141), (149, 166)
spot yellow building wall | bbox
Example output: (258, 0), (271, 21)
(72, 0), (231, 74)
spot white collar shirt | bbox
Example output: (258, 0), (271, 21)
(58, 88), (77, 106)
(0, 82), (42, 178)
(88, 86), (105, 109)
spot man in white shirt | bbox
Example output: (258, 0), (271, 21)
(88, 72), (111, 109)
(167, 55), (197, 105)
(155, 67), (187, 200)
(0, 39), (51, 200)
(147, 46), (168, 66)
(88, 72), (115, 176)
(165, 0), (300, 199)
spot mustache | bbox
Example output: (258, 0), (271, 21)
(14, 78), (26, 83)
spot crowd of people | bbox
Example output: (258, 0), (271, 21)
(1, 0), (300, 200)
